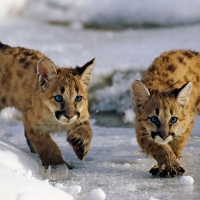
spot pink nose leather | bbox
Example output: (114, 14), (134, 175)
(66, 115), (73, 120)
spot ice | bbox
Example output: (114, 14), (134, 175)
(39, 164), (69, 181)
(149, 197), (159, 200)
(89, 188), (106, 200)
(180, 176), (194, 185)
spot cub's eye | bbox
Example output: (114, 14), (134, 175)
(75, 96), (82, 102)
(54, 95), (63, 102)
(150, 116), (159, 124)
(170, 117), (177, 123)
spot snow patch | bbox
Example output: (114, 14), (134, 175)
(0, 0), (27, 19)
(123, 109), (135, 124)
(180, 176), (194, 185)
(89, 188), (106, 200)
(0, 137), (73, 199)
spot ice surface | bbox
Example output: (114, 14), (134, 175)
(40, 164), (69, 181)
(180, 176), (194, 185)
(149, 197), (159, 200)
(89, 188), (106, 200)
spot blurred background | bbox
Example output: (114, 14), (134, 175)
(1, 0), (200, 127)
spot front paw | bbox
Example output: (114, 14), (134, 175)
(149, 163), (185, 177)
(67, 137), (86, 160)
(67, 124), (92, 160)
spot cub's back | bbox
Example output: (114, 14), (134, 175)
(142, 50), (200, 93)
(0, 42), (44, 109)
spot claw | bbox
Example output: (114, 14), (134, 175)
(150, 164), (185, 178)
(149, 165), (159, 176)
(178, 167), (185, 175)
(169, 168), (176, 177)
(67, 137), (85, 160)
(64, 161), (74, 169)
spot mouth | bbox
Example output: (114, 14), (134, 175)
(151, 132), (175, 144)
(55, 111), (77, 124)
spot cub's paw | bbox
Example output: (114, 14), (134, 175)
(67, 125), (92, 160)
(67, 137), (86, 160)
(149, 163), (185, 177)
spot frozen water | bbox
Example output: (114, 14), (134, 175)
(180, 176), (194, 185)
(89, 188), (106, 200)
(40, 164), (69, 181)
(149, 197), (159, 200)
(0, 108), (200, 199)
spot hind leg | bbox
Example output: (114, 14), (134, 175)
(25, 130), (36, 153)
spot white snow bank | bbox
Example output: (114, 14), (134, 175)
(0, 137), (73, 200)
(0, 168), (73, 200)
(0, 137), (40, 179)
(89, 188), (106, 200)
(180, 176), (194, 185)
(55, 183), (81, 196)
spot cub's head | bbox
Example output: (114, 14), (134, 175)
(36, 57), (95, 125)
(132, 81), (192, 144)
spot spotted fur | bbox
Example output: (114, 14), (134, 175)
(132, 50), (200, 177)
(0, 42), (95, 168)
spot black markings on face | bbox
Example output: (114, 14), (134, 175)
(151, 132), (158, 139)
(55, 110), (65, 120)
(75, 86), (79, 93)
(60, 99), (65, 110)
(170, 109), (173, 115)
(155, 108), (159, 115)
(60, 87), (65, 94)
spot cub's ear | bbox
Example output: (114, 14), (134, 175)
(36, 57), (57, 88)
(175, 82), (192, 107)
(74, 58), (95, 86)
(132, 80), (150, 107)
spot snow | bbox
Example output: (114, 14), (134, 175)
(180, 176), (194, 185)
(0, 0), (200, 199)
(89, 188), (106, 200)
(0, 138), (73, 200)
(21, 0), (200, 29)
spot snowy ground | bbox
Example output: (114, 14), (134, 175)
(1, 0), (200, 199)
(0, 109), (200, 200)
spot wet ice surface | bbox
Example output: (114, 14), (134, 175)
(56, 125), (200, 200)
(1, 112), (200, 200)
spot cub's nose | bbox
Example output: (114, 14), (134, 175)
(66, 115), (73, 120)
